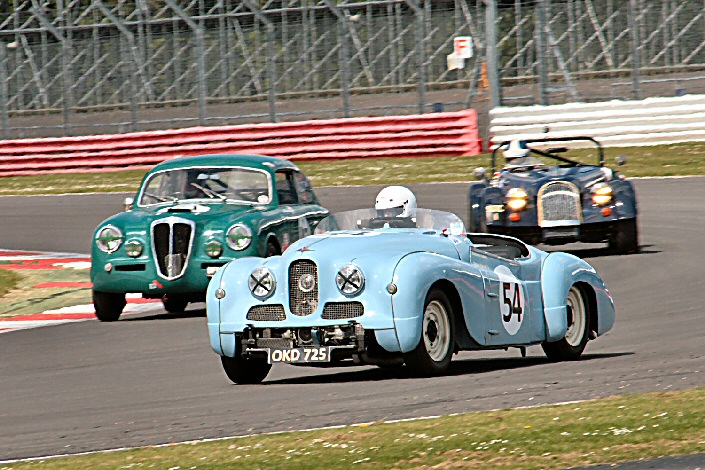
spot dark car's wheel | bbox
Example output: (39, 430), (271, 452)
(162, 294), (188, 313)
(93, 290), (126, 322)
(609, 218), (639, 254)
(403, 288), (455, 375)
(542, 285), (590, 361)
(221, 354), (272, 385)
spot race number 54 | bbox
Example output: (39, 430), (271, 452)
(502, 282), (523, 323)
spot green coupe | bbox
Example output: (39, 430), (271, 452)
(90, 154), (329, 321)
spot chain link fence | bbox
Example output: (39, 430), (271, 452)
(2, 0), (705, 139)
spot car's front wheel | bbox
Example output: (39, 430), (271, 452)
(542, 285), (589, 361)
(221, 354), (272, 385)
(403, 288), (455, 375)
(609, 218), (639, 254)
(93, 290), (126, 322)
(162, 294), (188, 313)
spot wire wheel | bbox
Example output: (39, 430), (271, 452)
(423, 300), (452, 362)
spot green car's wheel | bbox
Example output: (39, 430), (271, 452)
(221, 354), (272, 385)
(92, 290), (126, 322)
(542, 285), (590, 361)
(162, 294), (188, 313)
(403, 288), (455, 375)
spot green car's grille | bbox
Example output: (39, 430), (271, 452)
(152, 218), (194, 280)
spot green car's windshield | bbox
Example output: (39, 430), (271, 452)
(138, 167), (272, 206)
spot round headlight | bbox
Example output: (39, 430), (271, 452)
(95, 225), (123, 253)
(124, 239), (143, 258)
(506, 187), (528, 211)
(205, 240), (223, 258)
(336, 264), (365, 296)
(249, 267), (276, 299)
(592, 183), (613, 206)
(226, 224), (253, 251)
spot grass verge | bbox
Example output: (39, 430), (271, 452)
(0, 269), (21, 298)
(4, 388), (705, 469)
(1, 142), (705, 196)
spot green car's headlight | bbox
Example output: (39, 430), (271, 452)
(249, 267), (275, 299)
(205, 240), (223, 258)
(124, 239), (143, 257)
(95, 225), (124, 253)
(226, 224), (252, 251)
(336, 264), (365, 296)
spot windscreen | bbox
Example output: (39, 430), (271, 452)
(138, 167), (271, 206)
(315, 208), (465, 234)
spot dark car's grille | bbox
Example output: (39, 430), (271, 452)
(152, 218), (194, 279)
(538, 181), (581, 226)
(289, 260), (318, 316)
(246, 305), (286, 321)
(322, 302), (364, 320)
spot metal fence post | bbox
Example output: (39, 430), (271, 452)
(483, 0), (501, 109)
(535, 0), (549, 106)
(96, 1), (138, 132)
(324, 0), (351, 118)
(242, 0), (278, 123)
(628, 0), (642, 100)
(0, 43), (8, 139)
(404, 0), (426, 114)
(30, 2), (73, 136)
(165, 0), (206, 126)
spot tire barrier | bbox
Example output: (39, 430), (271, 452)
(490, 94), (705, 148)
(0, 110), (480, 177)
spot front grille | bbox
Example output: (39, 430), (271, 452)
(152, 217), (195, 279)
(538, 181), (581, 227)
(289, 260), (318, 316)
(247, 305), (286, 321)
(322, 302), (364, 320)
(256, 337), (293, 348)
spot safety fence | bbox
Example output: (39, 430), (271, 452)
(0, 110), (480, 177)
(489, 94), (705, 148)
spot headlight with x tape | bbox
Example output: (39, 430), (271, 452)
(248, 267), (276, 299)
(336, 264), (365, 296)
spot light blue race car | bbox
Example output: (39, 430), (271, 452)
(206, 207), (615, 384)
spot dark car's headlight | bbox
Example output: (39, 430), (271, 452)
(336, 264), (364, 296)
(592, 183), (613, 206)
(506, 188), (528, 211)
(249, 267), (275, 299)
(95, 225), (124, 253)
(226, 224), (252, 251)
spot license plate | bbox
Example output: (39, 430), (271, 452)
(267, 346), (332, 364)
(543, 227), (579, 238)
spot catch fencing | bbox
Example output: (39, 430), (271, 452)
(0, 110), (480, 177)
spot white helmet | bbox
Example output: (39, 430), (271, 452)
(503, 140), (530, 162)
(375, 186), (417, 218)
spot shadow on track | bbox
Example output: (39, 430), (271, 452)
(263, 352), (633, 385)
(123, 308), (206, 322)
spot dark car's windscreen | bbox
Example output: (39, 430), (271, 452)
(138, 167), (271, 206)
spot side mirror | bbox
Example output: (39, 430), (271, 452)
(124, 196), (134, 211)
(616, 156), (627, 166)
(473, 167), (487, 180)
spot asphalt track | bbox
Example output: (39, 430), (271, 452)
(1, 178), (704, 461)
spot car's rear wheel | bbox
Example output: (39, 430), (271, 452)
(162, 294), (188, 313)
(221, 354), (272, 385)
(542, 285), (589, 361)
(93, 290), (126, 322)
(403, 288), (455, 375)
(609, 218), (639, 254)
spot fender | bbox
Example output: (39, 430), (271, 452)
(392, 251), (486, 353)
(541, 252), (616, 342)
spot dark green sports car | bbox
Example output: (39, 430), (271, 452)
(90, 154), (329, 321)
